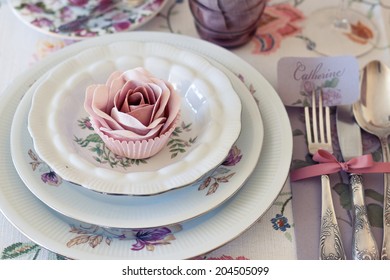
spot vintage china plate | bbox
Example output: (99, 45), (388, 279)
(8, 0), (167, 39)
(0, 32), (292, 259)
(28, 42), (242, 196)
(11, 60), (262, 229)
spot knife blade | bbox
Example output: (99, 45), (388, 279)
(336, 104), (379, 260)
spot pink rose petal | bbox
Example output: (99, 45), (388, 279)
(110, 107), (166, 134)
(100, 123), (163, 140)
(85, 85), (124, 130)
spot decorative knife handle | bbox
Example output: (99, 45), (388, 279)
(381, 172), (390, 260)
(350, 174), (379, 260)
(380, 137), (390, 260)
(319, 175), (346, 260)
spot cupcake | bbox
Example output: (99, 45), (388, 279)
(84, 67), (181, 159)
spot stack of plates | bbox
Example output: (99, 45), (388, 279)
(0, 32), (292, 259)
(26, 41), (244, 197)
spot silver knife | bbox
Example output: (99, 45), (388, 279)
(336, 104), (379, 260)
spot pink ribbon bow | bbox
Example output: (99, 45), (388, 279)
(290, 149), (390, 181)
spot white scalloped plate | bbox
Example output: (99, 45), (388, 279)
(0, 32), (292, 259)
(28, 42), (242, 196)
(11, 59), (261, 229)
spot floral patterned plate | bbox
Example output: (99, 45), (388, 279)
(0, 32), (292, 259)
(27, 42), (242, 196)
(9, 0), (167, 39)
(11, 58), (261, 229)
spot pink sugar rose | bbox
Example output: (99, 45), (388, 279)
(84, 67), (181, 159)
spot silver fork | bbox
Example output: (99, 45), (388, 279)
(305, 90), (347, 260)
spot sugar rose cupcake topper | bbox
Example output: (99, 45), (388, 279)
(84, 67), (181, 159)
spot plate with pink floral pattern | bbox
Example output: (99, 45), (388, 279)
(9, 0), (167, 39)
(27, 41), (243, 196)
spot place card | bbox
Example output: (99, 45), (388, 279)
(277, 56), (360, 107)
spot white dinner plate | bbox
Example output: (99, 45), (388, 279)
(8, 0), (168, 39)
(11, 56), (261, 229)
(0, 32), (292, 259)
(27, 42), (242, 196)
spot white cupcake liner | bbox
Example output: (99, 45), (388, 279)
(90, 113), (180, 159)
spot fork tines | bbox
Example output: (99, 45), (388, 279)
(304, 90), (332, 154)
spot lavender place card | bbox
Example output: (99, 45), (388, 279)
(277, 56), (360, 107)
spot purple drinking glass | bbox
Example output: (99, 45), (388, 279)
(188, 0), (267, 48)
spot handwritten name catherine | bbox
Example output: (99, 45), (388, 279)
(293, 62), (345, 81)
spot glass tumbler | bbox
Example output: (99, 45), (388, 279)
(188, 0), (267, 48)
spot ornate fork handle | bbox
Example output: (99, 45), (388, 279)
(350, 174), (379, 260)
(319, 175), (346, 260)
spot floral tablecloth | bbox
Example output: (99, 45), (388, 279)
(1, 0), (390, 260)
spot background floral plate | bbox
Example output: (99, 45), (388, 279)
(9, 0), (167, 39)
(27, 41), (242, 196)
(11, 58), (262, 229)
